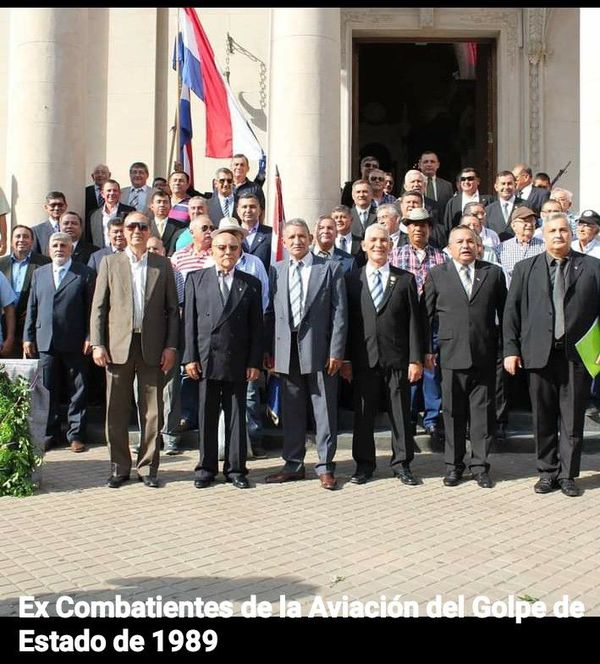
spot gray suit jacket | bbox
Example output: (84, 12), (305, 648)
(265, 254), (348, 375)
(350, 206), (378, 238)
(120, 185), (154, 217)
(89, 203), (136, 248)
(31, 220), (57, 256)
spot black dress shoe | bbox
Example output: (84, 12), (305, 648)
(395, 467), (419, 485)
(534, 477), (557, 494)
(106, 475), (130, 489)
(559, 478), (580, 497)
(227, 476), (250, 489)
(250, 442), (267, 459)
(139, 476), (160, 488)
(193, 478), (214, 489)
(443, 469), (463, 487)
(474, 472), (493, 488)
(349, 472), (372, 485)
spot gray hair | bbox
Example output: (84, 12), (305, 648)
(376, 203), (400, 219)
(449, 225), (478, 244)
(364, 224), (390, 242)
(49, 232), (73, 245)
(284, 218), (311, 235)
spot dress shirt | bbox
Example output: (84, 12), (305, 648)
(356, 206), (370, 226)
(391, 243), (446, 297)
(480, 226), (501, 250)
(218, 194), (235, 218)
(519, 183), (533, 201)
(235, 252), (269, 312)
(288, 251), (313, 311)
(499, 236), (545, 286)
(52, 258), (72, 289)
(10, 251), (32, 298)
(244, 222), (260, 249)
(125, 247), (148, 331)
(129, 186), (148, 212)
(215, 265), (234, 292)
(452, 258), (475, 289)
(572, 238), (600, 259)
(461, 192), (481, 211)
(336, 232), (353, 252)
(102, 205), (119, 247)
(365, 260), (390, 292)
(171, 245), (212, 280)
(154, 217), (167, 238)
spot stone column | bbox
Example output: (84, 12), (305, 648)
(580, 8), (600, 208)
(6, 8), (87, 226)
(268, 8), (340, 223)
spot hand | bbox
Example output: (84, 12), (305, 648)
(504, 355), (522, 375)
(424, 353), (436, 370)
(326, 357), (343, 376)
(246, 367), (260, 381)
(408, 362), (423, 383)
(23, 341), (37, 359)
(82, 340), (92, 356)
(340, 363), (352, 382)
(160, 348), (176, 374)
(263, 354), (274, 371)
(0, 336), (14, 357)
(92, 345), (112, 367)
(185, 361), (201, 380)
(595, 353), (600, 366)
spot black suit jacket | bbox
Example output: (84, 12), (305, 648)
(350, 205), (378, 237)
(242, 224), (272, 272)
(89, 203), (135, 248)
(424, 260), (507, 370)
(345, 265), (425, 371)
(430, 177), (455, 212)
(443, 193), (494, 237)
(72, 240), (99, 265)
(159, 219), (186, 256)
(518, 186), (550, 216)
(182, 267), (263, 382)
(503, 251), (600, 368)
(330, 247), (356, 274)
(0, 253), (51, 342)
(485, 198), (523, 240)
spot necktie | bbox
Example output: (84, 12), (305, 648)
(553, 258), (565, 339)
(460, 264), (472, 298)
(360, 209), (367, 227)
(503, 202), (509, 222)
(339, 236), (348, 253)
(223, 198), (230, 217)
(289, 261), (304, 329)
(318, 250), (330, 259)
(55, 266), (66, 289)
(370, 269), (384, 311)
(426, 176), (435, 200)
(129, 188), (142, 209)
(218, 270), (230, 305)
(97, 188), (105, 207)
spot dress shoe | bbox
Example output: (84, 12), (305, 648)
(70, 440), (86, 453)
(164, 441), (181, 456)
(534, 477), (557, 494)
(349, 472), (372, 485)
(138, 475), (160, 488)
(424, 426), (444, 446)
(265, 470), (305, 484)
(250, 441), (267, 459)
(395, 467), (419, 486)
(106, 475), (130, 489)
(474, 472), (493, 488)
(43, 436), (58, 452)
(559, 478), (580, 497)
(193, 477), (214, 489)
(319, 472), (337, 490)
(443, 469), (463, 487)
(227, 476), (250, 489)
(179, 418), (192, 432)
(496, 423), (507, 441)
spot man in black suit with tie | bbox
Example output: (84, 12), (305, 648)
(418, 151), (455, 213)
(237, 192), (272, 272)
(350, 180), (378, 237)
(183, 226), (263, 490)
(207, 168), (237, 225)
(504, 212), (600, 497)
(485, 170), (521, 240)
(443, 167), (494, 236)
(148, 190), (185, 256)
(332, 205), (365, 265)
(343, 224), (425, 485)
(512, 163), (550, 216)
(0, 225), (51, 357)
(23, 232), (96, 453)
(60, 211), (98, 264)
(84, 163), (111, 230)
(424, 226), (507, 488)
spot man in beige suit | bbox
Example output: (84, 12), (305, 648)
(90, 212), (179, 488)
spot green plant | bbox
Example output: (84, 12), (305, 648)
(0, 365), (42, 496)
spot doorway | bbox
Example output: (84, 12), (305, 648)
(353, 40), (496, 193)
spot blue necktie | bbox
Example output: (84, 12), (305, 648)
(370, 269), (384, 310)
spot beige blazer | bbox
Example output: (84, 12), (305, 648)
(90, 251), (179, 366)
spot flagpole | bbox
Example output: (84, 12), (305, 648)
(167, 107), (177, 175)
(173, 8), (182, 172)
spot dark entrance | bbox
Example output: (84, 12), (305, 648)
(353, 40), (496, 193)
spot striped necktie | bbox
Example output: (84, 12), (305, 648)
(289, 261), (304, 329)
(218, 270), (230, 305)
(460, 264), (472, 298)
(223, 198), (230, 217)
(370, 269), (384, 310)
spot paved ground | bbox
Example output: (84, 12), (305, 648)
(2, 431), (600, 621)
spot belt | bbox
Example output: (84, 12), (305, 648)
(553, 340), (565, 350)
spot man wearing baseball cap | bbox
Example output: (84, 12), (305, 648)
(572, 209), (600, 259)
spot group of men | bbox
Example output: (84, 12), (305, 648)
(4, 150), (599, 499)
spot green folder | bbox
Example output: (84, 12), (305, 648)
(575, 316), (600, 377)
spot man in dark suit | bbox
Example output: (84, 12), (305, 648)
(90, 212), (179, 489)
(237, 192), (272, 272)
(87, 217), (127, 273)
(183, 226), (263, 490)
(504, 212), (600, 497)
(23, 232), (95, 453)
(340, 155), (380, 208)
(418, 150), (455, 212)
(343, 224), (425, 485)
(84, 163), (111, 230)
(312, 215), (355, 273)
(88, 180), (135, 248)
(148, 190), (185, 256)
(207, 168), (237, 225)
(485, 170), (521, 240)
(512, 163), (550, 216)
(31, 191), (67, 256)
(264, 219), (348, 489)
(0, 225), (51, 357)
(332, 205), (364, 262)
(60, 211), (98, 264)
(424, 226), (507, 488)
(350, 180), (378, 237)
(443, 167), (494, 236)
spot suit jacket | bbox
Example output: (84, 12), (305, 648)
(443, 193), (494, 237)
(89, 203), (135, 248)
(345, 265), (425, 371)
(85, 184), (102, 231)
(157, 218), (186, 256)
(265, 255), (348, 375)
(120, 184), (154, 217)
(207, 195), (239, 225)
(0, 253), (51, 340)
(87, 246), (115, 273)
(503, 251), (600, 368)
(31, 220), (58, 256)
(90, 251), (179, 366)
(350, 205), (378, 237)
(517, 186), (549, 216)
(182, 267), (263, 381)
(430, 177), (455, 212)
(330, 247), (356, 273)
(242, 224), (272, 272)
(424, 259), (507, 370)
(72, 240), (99, 265)
(24, 261), (96, 353)
(485, 198), (523, 240)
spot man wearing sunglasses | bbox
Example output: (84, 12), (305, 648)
(443, 167), (493, 236)
(91, 212), (179, 489)
(368, 169), (396, 207)
(208, 168), (237, 226)
(341, 155), (380, 208)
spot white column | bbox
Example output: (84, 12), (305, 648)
(268, 8), (340, 223)
(6, 8), (87, 226)
(580, 9), (600, 209)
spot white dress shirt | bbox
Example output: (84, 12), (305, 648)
(125, 247), (148, 331)
(365, 260), (390, 291)
(336, 232), (353, 252)
(452, 258), (475, 293)
(52, 259), (72, 288)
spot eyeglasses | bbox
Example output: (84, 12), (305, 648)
(460, 176), (476, 182)
(199, 225), (215, 232)
(218, 178), (233, 184)
(214, 244), (240, 252)
(125, 223), (149, 231)
(369, 176), (385, 182)
(363, 162), (378, 168)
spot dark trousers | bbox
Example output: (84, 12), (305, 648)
(442, 365), (495, 473)
(194, 378), (248, 480)
(39, 350), (87, 443)
(353, 365), (414, 475)
(527, 349), (591, 480)
(280, 340), (337, 476)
